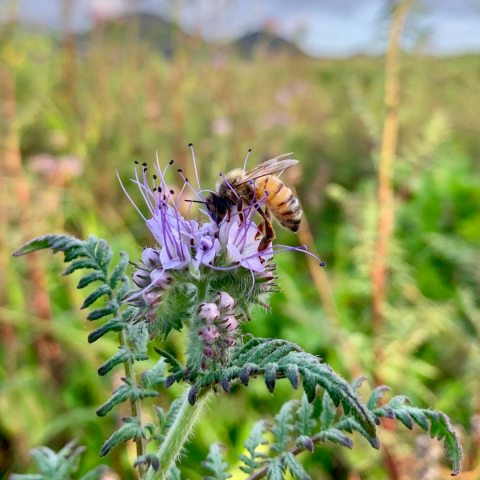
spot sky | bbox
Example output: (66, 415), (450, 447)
(5, 0), (480, 57)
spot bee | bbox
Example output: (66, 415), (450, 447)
(205, 154), (302, 250)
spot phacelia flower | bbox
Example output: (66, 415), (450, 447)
(120, 145), (324, 339)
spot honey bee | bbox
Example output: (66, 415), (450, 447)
(205, 154), (302, 250)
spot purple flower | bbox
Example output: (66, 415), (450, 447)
(119, 145), (325, 301)
(213, 292), (234, 312)
(199, 325), (219, 344)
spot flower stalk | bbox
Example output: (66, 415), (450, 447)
(146, 388), (214, 480)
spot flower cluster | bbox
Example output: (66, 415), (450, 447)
(197, 292), (240, 366)
(120, 145), (324, 339)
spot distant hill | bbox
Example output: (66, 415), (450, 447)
(235, 30), (304, 58)
(76, 13), (200, 58)
(75, 13), (303, 59)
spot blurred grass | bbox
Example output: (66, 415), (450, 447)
(1, 10), (480, 480)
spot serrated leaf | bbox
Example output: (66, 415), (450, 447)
(77, 271), (106, 289)
(12, 234), (81, 257)
(87, 300), (119, 321)
(284, 452), (311, 480)
(265, 363), (278, 393)
(335, 418), (379, 449)
(320, 428), (354, 449)
(266, 457), (285, 480)
(134, 453), (160, 472)
(109, 251), (129, 288)
(88, 317), (125, 343)
(80, 284), (112, 309)
(240, 420), (268, 474)
(97, 347), (135, 376)
(295, 394), (316, 436)
(62, 258), (99, 276)
(94, 239), (113, 273)
(154, 348), (183, 373)
(296, 435), (314, 452)
(320, 392), (336, 431)
(271, 401), (296, 453)
(202, 443), (232, 480)
(99, 417), (144, 457)
(141, 359), (166, 389)
(366, 385), (391, 410)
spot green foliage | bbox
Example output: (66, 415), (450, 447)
(99, 417), (145, 457)
(10, 441), (107, 480)
(238, 421), (268, 474)
(166, 338), (377, 440)
(202, 443), (232, 480)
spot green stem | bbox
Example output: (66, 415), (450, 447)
(118, 328), (147, 477)
(146, 388), (214, 480)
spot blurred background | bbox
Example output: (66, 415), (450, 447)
(1, 0), (480, 479)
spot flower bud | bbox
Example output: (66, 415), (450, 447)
(203, 346), (214, 358)
(199, 325), (219, 344)
(150, 268), (172, 289)
(142, 290), (162, 306)
(142, 248), (161, 269)
(214, 291), (234, 312)
(224, 336), (236, 347)
(198, 303), (220, 323)
(133, 269), (151, 288)
(220, 315), (238, 332)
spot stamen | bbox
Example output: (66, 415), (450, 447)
(243, 148), (252, 173)
(189, 143), (204, 201)
(117, 171), (147, 221)
(219, 171), (240, 199)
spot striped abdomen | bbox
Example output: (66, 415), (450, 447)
(255, 175), (302, 232)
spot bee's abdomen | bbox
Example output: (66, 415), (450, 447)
(255, 176), (302, 232)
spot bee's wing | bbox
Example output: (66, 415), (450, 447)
(236, 155), (298, 186)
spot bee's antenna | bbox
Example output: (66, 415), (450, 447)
(243, 148), (252, 173)
(184, 199), (207, 205)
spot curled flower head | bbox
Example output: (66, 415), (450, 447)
(120, 145), (324, 340)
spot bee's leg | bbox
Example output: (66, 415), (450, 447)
(237, 198), (244, 224)
(257, 207), (275, 252)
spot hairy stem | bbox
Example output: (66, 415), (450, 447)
(146, 388), (213, 480)
(118, 328), (147, 478)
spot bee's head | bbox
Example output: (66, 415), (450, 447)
(205, 193), (232, 225)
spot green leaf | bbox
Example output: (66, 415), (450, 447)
(320, 392), (336, 431)
(134, 453), (160, 472)
(109, 251), (129, 288)
(266, 457), (285, 480)
(335, 418), (379, 449)
(94, 239), (113, 274)
(271, 401), (296, 453)
(295, 393), (316, 437)
(202, 443), (232, 480)
(154, 348), (183, 373)
(88, 317), (125, 343)
(78, 466), (109, 480)
(284, 452), (311, 480)
(320, 428), (354, 449)
(366, 385), (391, 410)
(9, 475), (46, 480)
(141, 359), (166, 389)
(240, 420), (268, 474)
(77, 271), (106, 289)
(62, 258), (99, 276)
(99, 417), (144, 457)
(12, 234), (81, 257)
(97, 347), (135, 376)
(80, 284), (112, 309)
(87, 300), (119, 321)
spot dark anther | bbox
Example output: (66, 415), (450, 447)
(169, 159), (174, 165)
(143, 167), (148, 172)
(188, 142), (193, 147)
(153, 188), (157, 191)
(134, 160), (139, 164)
(158, 187), (162, 192)
(248, 148), (252, 152)
(142, 162), (147, 166)
(320, 262), (326, 267)
(185, 178), (189, 182)
(170, 189), (174, 194)
(153, 174), (157, 179)
(178, 169), (182, 172)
